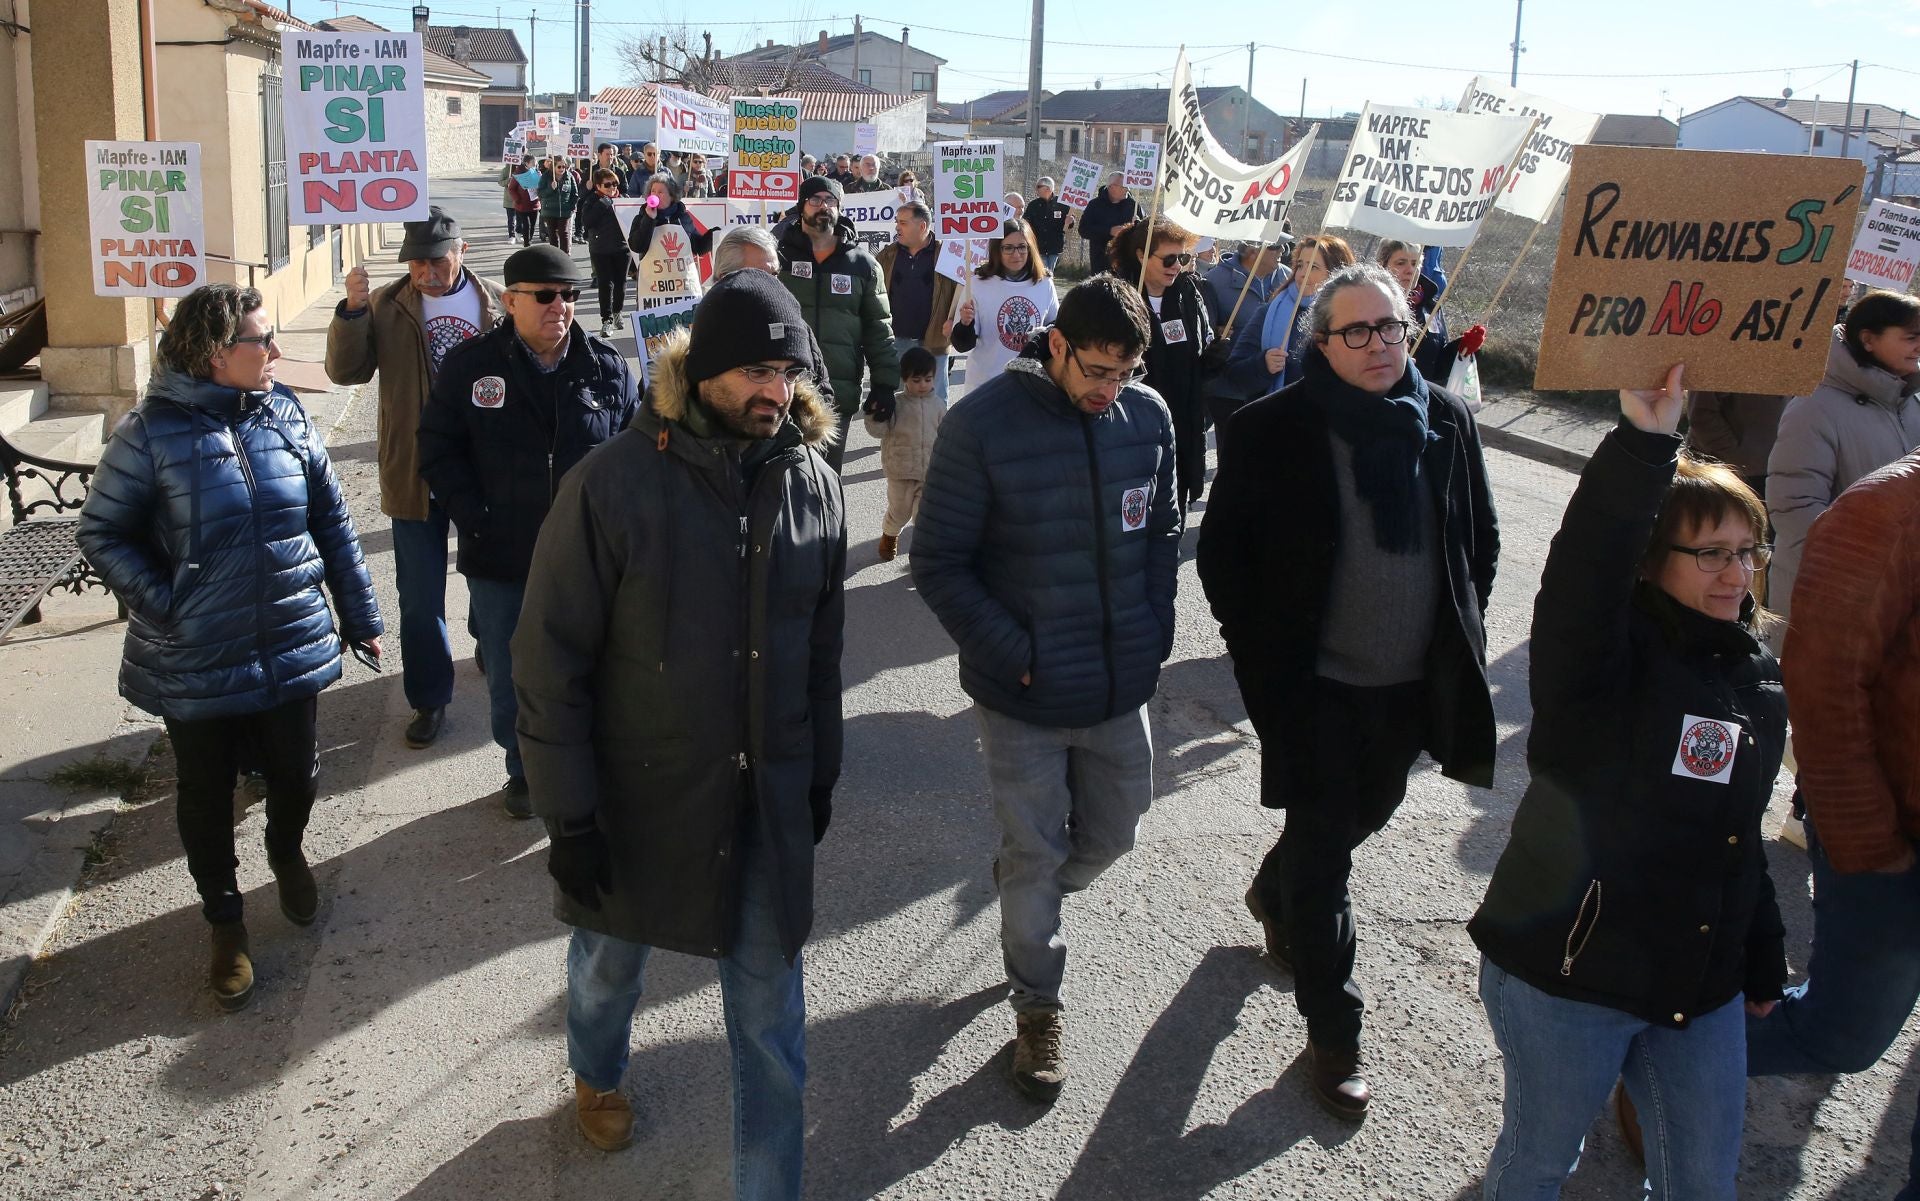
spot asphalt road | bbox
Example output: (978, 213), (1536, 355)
(0, 176), (1912, 1201)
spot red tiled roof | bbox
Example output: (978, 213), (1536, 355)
(595, 83), (917, 125)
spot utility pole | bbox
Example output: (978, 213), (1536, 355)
(1509, 0), (1524, 86)
(851, 15), (862, 85)
(571, 0), (578, 99)
(1025, 0), (1043, 188)
(528, 11), (537, 101)
(1242, 42), (1254, 153)
(1840, 58), (1859, 161)
(579, 0), (590, 101)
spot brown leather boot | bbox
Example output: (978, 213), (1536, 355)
(1012, 1011), (1066, 1102)
(877, 533), (898, 562)
(1243, 886), (1291, 970)
(209, 920), (254, 1012)
(1307, 1042), (1370, 1121)
(574, 1077), (634, 1151)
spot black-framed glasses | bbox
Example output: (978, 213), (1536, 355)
(1326, 320), (1412, 349)
(229, 328), (278, 348)
(1670, 544), (1772, 572)
(1067, 344), (1146, 386)
(804, 195), (836, 208)
(511, 287), (580, 305)
(1001, 242), (1031, 255)
(737, 364), (810, 387)
(1155, 252), (1195, 268)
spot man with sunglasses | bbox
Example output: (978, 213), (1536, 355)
(913, 275), (1180, 1104)
(327, 207), (503, 752)
(1198, 261), (1498, 1120)
(418, 245), (641, 818)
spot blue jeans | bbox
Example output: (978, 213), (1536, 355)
(566, 828), (806, 1201)
(1041, 253), (1060, 274)
(975, 703), (1154, 1012)
(891, 336), (948, 404)
(466, 575), (525, 780)
(1745, 817), (1920, 1197)
(1478, 958), (1745, 1200)
(390, 504), (454, 712)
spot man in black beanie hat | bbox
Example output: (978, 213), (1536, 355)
(417, 243), (641, 818)
(511, 268), (845, 1185)
(776, 172), (899, 471)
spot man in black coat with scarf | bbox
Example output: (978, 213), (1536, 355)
(1196, 261), (1499, 1121)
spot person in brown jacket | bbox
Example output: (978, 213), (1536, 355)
(876, 200), (956, 403)
(1685, 392), (1789, 498)
(325, 207), (504, 749)
(1747, 451), (1920, 1190)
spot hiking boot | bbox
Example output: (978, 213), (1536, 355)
(877, 533), (898, 562)
(502, 776), (533, 820)
(270, 853), (319, 926)
(1244, 886), (1292, 971)
(1012, 1011), (1066, 1102)
(404, 706), (445, 749)
(1306, 1042), (1370, 1121)
(574, 1077), (635, 1151)
(209, 920), (254, 1012)
(1613, 1082), (1645, 1167)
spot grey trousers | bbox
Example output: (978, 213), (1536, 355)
(975, 703), (1154, 1012)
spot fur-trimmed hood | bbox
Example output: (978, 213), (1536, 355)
(646, 327), (838, 447)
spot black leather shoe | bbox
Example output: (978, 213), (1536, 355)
(474, 643), (487, 678)
(1244, 886), (1292, 971)
(404, 707), (446, 749)
(270, 854), (319, 926)
(1307, 1043), (1370, 1121)
(502, 776), (532, 820)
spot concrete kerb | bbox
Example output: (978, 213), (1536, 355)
(1472, 387), (1612, 472)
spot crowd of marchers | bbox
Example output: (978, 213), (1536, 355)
(64, 164), (1920, 1201)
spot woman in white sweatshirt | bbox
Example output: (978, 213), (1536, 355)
(945, 218), (1061, 392)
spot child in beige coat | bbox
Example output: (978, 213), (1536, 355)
(862, 345), (944, 561)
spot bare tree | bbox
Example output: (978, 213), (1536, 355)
(612, 12), (823, 97)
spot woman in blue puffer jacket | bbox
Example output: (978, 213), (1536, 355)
(77, 283), (382, 1013)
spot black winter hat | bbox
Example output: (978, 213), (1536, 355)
(684, 270), (815, 387)
(797, 174), (843, 206)
(398, 206), (461, 260)
(503, 244), (588, 287)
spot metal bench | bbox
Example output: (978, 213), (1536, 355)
(0, 426), (116, 639)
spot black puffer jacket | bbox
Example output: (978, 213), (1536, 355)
(1138, 272), (1218, 508)
(575, 193), (629, 257)
(911, 336), (1181, 728)
(417, 320), (640, 581)
(1469, 424), (1789, 1028)
(513, 331), (845, 962)
(76, 369), (382, 721)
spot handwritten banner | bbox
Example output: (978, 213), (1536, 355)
(1458, 77), (1600, 223)
(1160, 50), (1318, 239)
(1535, 146), (1864, 394)
(1846, 199), (1920, 290)
(87, 141), (206, 297)
(932, 141), (1004, 240)
(654, 86), (728, 157)
(1059, 156), (1102, 210)
(853, 123), (879, 157)
(1123, 140), (1160, 190)
(1322, 102), (1533, 246)
(282, 30), (429, 224)
(730, 96), (801, 202)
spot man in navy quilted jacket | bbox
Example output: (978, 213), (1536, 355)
(911, 274), (1180, 1103)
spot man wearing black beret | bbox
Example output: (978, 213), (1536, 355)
(417, 244), (641, 818)
(511, 269), (846, 1185)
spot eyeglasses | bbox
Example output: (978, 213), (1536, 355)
(1325, 320), (1412, 349)
(1001, 243), (1030, 255)
(804, 195), (836, 209)
(1155, 252), (1195, 268)
(510, 287), (580, 305)
(737, 364), (810, 387)
(229, 328), (278, 348)
(1067, 344), (1146, 386)
(1669, 544), (1772, 572)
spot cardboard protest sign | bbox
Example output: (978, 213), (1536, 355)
(730, 96), (802, 203)
(1059, 156), (1102, 210)
(1458, 76), (1600, 223)
(1322, 102), (1534, 246)
(1535, 146), (1864, 393)
(853, 124), (879, 157)
(1124, 141), (1160, 190)
(655, 86), (729, 157)
(933, 141), (1004, 240)
(843, 187), (917, 254)
(87, 141), (205, 298)
(282, 30), (429, 224)
(1846, 199), (1920, 290)
(1160, 50), (1318, 239)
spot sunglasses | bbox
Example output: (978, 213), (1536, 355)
(229, 328), (279, 348)
(511, 287), (580, 305)
(1155, 252), (1195, 268)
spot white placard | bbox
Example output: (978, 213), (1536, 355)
(1059, 156), (1103, 210)
(87, 140), (206, 298)
(853, 123), (879, 157)
(655, 86), (730, 157)
(932, 141), (1004, 240)
(729, 96), (802, 203)
(1322, 102), (1534, 246)
(1847, 199), (1920, 290)
(1123, 140), (1160, 190)
(282, 30), (429, 224)
(1458, 76), (1601, 223)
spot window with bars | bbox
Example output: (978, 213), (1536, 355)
(262, 72), (290, 271)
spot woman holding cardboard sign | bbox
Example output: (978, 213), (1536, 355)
(1469, 364), (1789, 1200)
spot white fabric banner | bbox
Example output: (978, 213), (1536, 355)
(87, 141), (206, 297)
(282, 30), (429, 224)
(1161, 50), (1318, 239)
(654, 86), (730, 157)
(1322, 102), (1534, 246)
(1458, 76), (1600, 223)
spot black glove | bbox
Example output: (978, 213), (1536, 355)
(547, 828), (612, 911)
(1200, 336), (1232, 373)
(809, 785), (833, 845)
(862, 389), (896, 422)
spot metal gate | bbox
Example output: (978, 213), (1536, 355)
(262, 72), (290, 272)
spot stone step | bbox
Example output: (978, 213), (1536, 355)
(10, 411), (103, 467)
(0, 382), (47, 438)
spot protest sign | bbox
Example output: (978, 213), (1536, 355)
(655, 85), (729, 157)
(932, 141), (1004, 239)
(1059, 156), (1102, 210)
(853, 123), (879, 157)
(282, 30), (429, 224)
(573, 101), (616, 131)
(1322, 102), (1534, 246)
(87, 141), (205, 298)
(565, 124), (595, 160)
(535, 111), (559, 137)
(1458, 77), (1600, 223)
(1535, 146), (1864, 394)
(1846, 199), (1920, 290)
(502, 138), (525, 163)
(936, 236), (988, 284)
(730, 96), (802, 203)
(843, 187), (917, 254)
(634, 225), (703, 364)
(1124, 140), (1160, 190)
(1159, 50), (1318, 239)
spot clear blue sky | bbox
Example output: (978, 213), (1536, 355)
(288, 0), (1917, 128)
